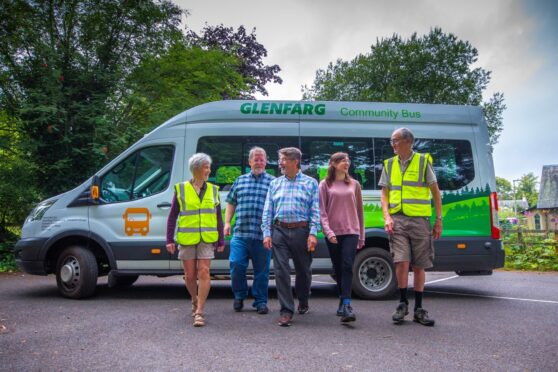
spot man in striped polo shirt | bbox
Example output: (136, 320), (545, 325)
(225, 147), (275, 314)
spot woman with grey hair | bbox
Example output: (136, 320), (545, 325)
(166, 153), (224, 327)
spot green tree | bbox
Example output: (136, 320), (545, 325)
(496, 176), (513, 200)
(187, 25), (282, 98)
(302, 27), (506, 145)
(124, 43), (249, 132)
(517, 172), (539, 208)
(0, 0), (184, 197)
(0, 110), (40, 235)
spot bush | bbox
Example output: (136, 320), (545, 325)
(0, 240), (17, 273)
(503, 230), (558, 271)
(0, 227), (19, 272)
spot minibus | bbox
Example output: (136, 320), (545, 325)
(15, 100), (505, 299)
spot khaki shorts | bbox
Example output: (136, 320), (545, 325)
(178, 242), (215, 260)
(389, 214), (434, 269)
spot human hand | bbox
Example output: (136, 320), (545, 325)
(433, 219), (442, 240)
(263, 237), (272, 250)
(224, 223), (231, 237)
(328, 235), (338, 244)
(307, 235), (317, 252)
(216, 245), (225, 253)
(166, 243), (176, 255)
(357, 241), (365, 250)
(384, 216), (394, 235)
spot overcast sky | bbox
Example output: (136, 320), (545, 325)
(176, 0), (557, 184)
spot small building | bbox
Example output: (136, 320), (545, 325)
(525, 165), (558, 230)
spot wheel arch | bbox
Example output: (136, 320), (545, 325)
(364, 228), (390, 250)
(42, 230), (115, 275)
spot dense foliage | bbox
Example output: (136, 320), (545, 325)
(303, 28), (506, 146)
(187, 24), (282, 98)
(0, 1), (278, 249)
(503, 230), (558, 271)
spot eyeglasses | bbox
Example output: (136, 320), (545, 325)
(390, 138), (402, 145)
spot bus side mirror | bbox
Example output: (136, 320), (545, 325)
(90, 176), (100, 204)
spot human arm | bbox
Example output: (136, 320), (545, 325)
(429, 182), (443, 239)
(166, 192), (179, 254)
(224, 203), (236, 237)
(319, 181), (336, 243)
(215, 200), (225, 252)
(355, 182), (365, 249)
(307, 179), (320, 251)
(262, 184), (274, 249)
(381, 186), (394, 235)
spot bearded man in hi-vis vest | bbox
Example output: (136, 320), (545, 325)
(166, 153), (225, 327)
(379, 128), (443, 326)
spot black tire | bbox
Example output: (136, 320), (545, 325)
(55, 246), (98, 299)
(352, 247), (397, 300)
(107, 272), (139, 288)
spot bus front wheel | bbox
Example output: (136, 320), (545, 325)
(55, 246), (98, 299)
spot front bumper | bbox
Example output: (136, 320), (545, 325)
(15, 238), (49, 275)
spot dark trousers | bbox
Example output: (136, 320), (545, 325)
(271, 225), (312, 315)
(325, 234), (358, 300)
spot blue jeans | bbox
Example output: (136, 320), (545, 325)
(229, 237), (271, 307)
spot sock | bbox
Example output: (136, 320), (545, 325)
(399, 288), (408, 304)
(414, 291), (423, 311)
(342, 298), (351, 305)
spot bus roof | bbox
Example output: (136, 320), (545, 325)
(159, 100), (484, 129)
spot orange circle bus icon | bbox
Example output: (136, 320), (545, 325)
(122, 208), (152, 236)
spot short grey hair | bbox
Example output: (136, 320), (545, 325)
(278, 147), (302, 169)
(248, 146), (267, 161)
(394, 127), (415, 145)
(188, 153), (212, 172)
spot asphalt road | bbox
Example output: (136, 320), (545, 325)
(1, 271), (557, 371)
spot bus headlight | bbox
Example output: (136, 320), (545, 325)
(26, 199), (57, 223)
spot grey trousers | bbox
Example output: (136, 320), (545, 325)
(271, 225), (312, 315)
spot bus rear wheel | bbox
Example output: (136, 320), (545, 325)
(352, 247), (397, 300)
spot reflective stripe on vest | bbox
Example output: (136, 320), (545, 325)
(384, 153), (432, 217)
(175, 181), (220, 245)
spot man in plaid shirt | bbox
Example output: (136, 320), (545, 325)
(262, 147), (320, 327)
(225, 147), (275, 314)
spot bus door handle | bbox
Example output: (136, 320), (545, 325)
(157, 202), (171, 209)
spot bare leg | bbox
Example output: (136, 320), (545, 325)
(395, 261), (410, 289)
(195, 259), (211, 314)
(182, 259), (198, 303)
(413, 267), (426, 292)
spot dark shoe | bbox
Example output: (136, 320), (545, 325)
(256, 304), (269, 315)
(277, 314), (292, 327)
(392, 302), (409, 324)
(413, 308), (435, 326)
(233, 299), (244, 312)
(340, 304), (356, 323)
(297, 304), (309, 315)
(337, 299), (353, 317)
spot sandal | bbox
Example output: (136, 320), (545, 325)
(191, 299), (198, 317)
(193, 313), (205, 327)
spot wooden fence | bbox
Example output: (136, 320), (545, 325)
(502, 229), (558, 253)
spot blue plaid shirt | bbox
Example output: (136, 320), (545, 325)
(262, 171), (321, 238)
(226, 171), (275, 240)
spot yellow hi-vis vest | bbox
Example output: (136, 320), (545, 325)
(384, 153), (433, 217)
(175, 181), (220, 245)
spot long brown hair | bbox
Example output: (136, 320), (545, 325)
(325, 152), (353, 187)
